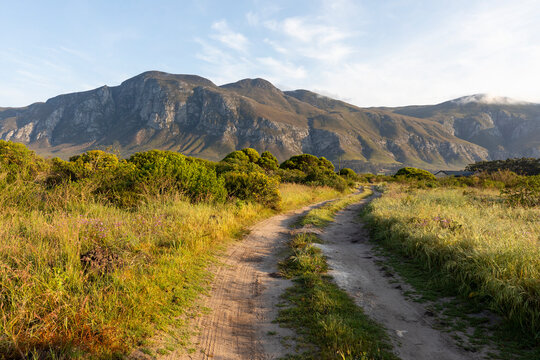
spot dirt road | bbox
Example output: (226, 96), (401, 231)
(319, 195), (481, 360)
(169, 204), (324, 360)
(155, 193), (483, 360)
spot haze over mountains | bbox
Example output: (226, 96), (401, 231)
(1, 71), (539, 172)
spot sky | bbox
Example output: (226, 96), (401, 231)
(1, 0), (540, 108)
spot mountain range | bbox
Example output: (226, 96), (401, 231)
(1, 71), (539, 173)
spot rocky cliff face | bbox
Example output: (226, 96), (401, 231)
(393, 98), (540, 161)
(1, 72), (536, 172)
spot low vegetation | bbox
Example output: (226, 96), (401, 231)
(278, 190), (397, 359)
(466, 157), (540, 176)
(0, 140), (352, 358)
(362, 185), (540, 341)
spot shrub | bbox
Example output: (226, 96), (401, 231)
(0, 140), (47, 182)
(338, 168), (357, 179)
(304, 168), (348, 192)
(223, 171), (282, 209)
(222, 150), (250, 164)
(280, 154), (334, 172)
(394, 167), (436, 181)
(241, 148), (260, 163)
(257, 151), (279, 171)
(502, 175), (540, 207)
(127, 150), (226, 203)
(48, 150), (121, 185)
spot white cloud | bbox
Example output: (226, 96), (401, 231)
(210, 20), (249, 53)
(257, 57), (307, 80)
(196, 1), (540, 106)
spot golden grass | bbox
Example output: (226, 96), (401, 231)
(363, 184), (540, 335)
(0, 183), (342, 358)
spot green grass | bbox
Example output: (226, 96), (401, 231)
(0, 182), (342, 358)
(298, 188), (373, 228)
(277, 191), (397, 360)
(361, 184), (540, 356)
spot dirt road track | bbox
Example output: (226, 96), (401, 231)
(168, 204), (324, 360)
(146, 193), (485, 360)
(319, 195), (482, 360)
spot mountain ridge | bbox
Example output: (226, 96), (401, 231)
(1, 71), (538, 172)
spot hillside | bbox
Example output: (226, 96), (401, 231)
(1, 71), (538, 172)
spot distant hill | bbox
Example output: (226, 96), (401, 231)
(1, 71), (538, 172)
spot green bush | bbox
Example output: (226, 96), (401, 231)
(394, 167), (436, 181)
(280, 154), (334, 172)
(223, 171), (282, 209)
(222, 150), (250, 164)
(0, 140), (48, 182)
(48, 150), (121, 185)
(305, 168), (347, 192)
(502, 175), (540, 207)
(128, 150), (226, 203)
(338, 168), (358, 179)
(257, 151), (279, 171)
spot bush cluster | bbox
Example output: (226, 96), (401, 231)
(279, 154), (348, 191)
(0, 141), (355, 210)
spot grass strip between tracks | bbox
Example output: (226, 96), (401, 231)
(277, 188), (398, 359)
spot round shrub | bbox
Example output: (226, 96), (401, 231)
(394, 167), (436, 181)
(338, 168), (357, 179)
(223, 171), (282, 209)
(280, 154), (334, 172)
(257, 151), (279, 171)
(128, 150), (226, 203)
(222, 150), (250, 164)
(241, 148), (260, 163)
(0, 140), (47, 182)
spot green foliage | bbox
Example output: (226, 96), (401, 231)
(223, 171), (282, 209)
(241, 148), (260, 163)
(48, 150), (121, 186)
(338, 168), (357, 178)
(394, 167), (436, 181)
(502, 175), (540, 207)
(257, 151), (278, 171)
(222, 150), (250, 164)
(304, 167), (348, 192)
(466, 158), (540, 176)
(279, 154), (350, 191)
(0, 140), (47, 182)
(127, 150), (226, 203)
(280, 153), (334, 172)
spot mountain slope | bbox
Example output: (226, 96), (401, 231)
(1, 72), (537, 172)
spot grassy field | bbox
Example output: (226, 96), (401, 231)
(0, 179), (342, 358)
(362, 184), (540, 339)
(278, 189), (397, 360)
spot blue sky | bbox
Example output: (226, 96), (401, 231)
(2, 0), (540, 107)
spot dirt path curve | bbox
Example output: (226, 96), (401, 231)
(169, 203), (326, 360)
(318, 194), (482, 360)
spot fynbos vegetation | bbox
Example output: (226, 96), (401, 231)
(0, 140), (351, 358)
